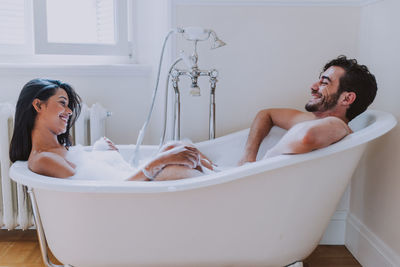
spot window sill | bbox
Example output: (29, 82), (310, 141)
(0, 63), (152, 77)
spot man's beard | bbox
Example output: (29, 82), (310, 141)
(305, 91), (340, 112)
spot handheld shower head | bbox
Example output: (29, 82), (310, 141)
(211, 37), (226, 49)
(176, 27), (227, 49)
(210, 30), (226, 49)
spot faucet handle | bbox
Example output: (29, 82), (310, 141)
(209, 69), (219, 78)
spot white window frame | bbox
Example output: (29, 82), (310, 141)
(32, 0), (130, 56)
(0, 0), (34, 55)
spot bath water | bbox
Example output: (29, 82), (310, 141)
(65, 137), (217, 181)
(66, 138), (144, 181)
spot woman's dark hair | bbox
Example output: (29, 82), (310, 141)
(323, 55), (377, 121)
(9, 79), (82, 162)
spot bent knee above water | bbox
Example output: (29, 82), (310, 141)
(155, 165), (202, 181)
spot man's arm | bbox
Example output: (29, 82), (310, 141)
(264, 116), (351, 158)
(238, 108), (313, 165)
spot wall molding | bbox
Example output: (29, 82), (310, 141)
(319, 210), (348, 245)
(346, 213), (400, 267)
(0, 64), (152, 77)
(172, 0), (383, 7)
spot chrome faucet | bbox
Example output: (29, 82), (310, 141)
(170, 65), (219, 140)
(131, 27), (226, 167)
(166, 28), (225, 141)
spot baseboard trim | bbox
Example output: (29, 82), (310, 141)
(346, 213), (400, 267)
(319, 211), (347, 245)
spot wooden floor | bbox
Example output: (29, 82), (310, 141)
(303, 246), (361, 267)
(0, 230), (361, 267)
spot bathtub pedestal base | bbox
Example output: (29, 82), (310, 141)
(27, 186), (74, 267)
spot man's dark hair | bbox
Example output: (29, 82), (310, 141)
(323, 55), (377, 121)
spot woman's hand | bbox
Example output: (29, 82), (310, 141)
(155, 145), (199, 167)
(143, 145), (201, 179)
(159, 141), (214, 171)
(92, 137), (119, 152)
(105, 137), (119, 151)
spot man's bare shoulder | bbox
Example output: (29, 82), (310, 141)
(294, 116), (352, 141)
(315, 116), (352, 134)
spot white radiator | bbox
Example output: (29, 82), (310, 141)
(0, 102), (110, 230)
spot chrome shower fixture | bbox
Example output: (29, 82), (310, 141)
(176, 27), (227, 49)
(131, 27), (226, 167)
(175, 27), (226, 71)
(166, 27), (226, 141)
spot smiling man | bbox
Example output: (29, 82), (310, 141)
(238, 55), (377, 165)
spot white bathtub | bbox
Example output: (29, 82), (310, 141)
(10, 110), (396, 267)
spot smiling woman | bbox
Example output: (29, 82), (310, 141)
(9, 79), (214, 181)
(28, 88), (79, 178)
(9, 79), (81, 164)
(9, 79), (82, 178)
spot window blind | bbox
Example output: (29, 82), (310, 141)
(0, 0), (26, 44)
(46, 0), (115, 44)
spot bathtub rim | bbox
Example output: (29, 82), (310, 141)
(9, 109), (397, 193)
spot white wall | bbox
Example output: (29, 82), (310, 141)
(346, 0), (400, 265)
(173, 4), (360, 141)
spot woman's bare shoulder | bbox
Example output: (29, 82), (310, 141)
(28, 151), (76, 178)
